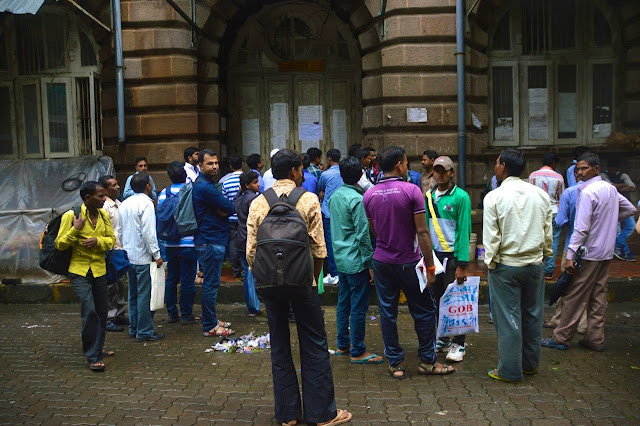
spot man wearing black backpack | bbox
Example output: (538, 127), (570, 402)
(246, 149), (352, 426)
(55, 181), (116, 372)
(157, 162), (198, 325)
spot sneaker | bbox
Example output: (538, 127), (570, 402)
(622, 252), (636, 262)
(544, 273), (553, 281)
(435, 339), (451, 353)
(446, 343), (466, 362)
(106, 322), (123, 332)
(323, 274), (339, 285)
(614, 249), (625, 261)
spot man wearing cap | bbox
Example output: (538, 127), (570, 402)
(263, 148), (280, 190)
(426, 156), (472, 362)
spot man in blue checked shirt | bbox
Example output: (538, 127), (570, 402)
(158, 162), (199, 325)
(221, 154), (244, 279)
(317, 148), (343, 286)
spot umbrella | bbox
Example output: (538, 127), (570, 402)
(549, 246), (586, 306)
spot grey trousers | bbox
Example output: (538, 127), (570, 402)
(489, 262), (544, 382)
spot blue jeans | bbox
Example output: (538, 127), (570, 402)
(616, 216), (635, 255)
(239, 253), (261, 314)
(165, 246), (197, 320)
(322, 215), (338, 277)
(373, 259), (437, 366)
(544, 214), (562, 275)
(128, 264), (155, 338)
(195, 243), (226, 332)
(336, 269), (370, 357)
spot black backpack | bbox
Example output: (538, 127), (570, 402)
(39, 206), (82, 275)
(252, 187), (313, 291)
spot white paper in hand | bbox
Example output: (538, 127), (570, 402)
(415, 251), (445, 293)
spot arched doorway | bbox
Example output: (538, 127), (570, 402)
(226, 2), (362, 160)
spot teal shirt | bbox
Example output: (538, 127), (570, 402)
(328, 184), (373, 274)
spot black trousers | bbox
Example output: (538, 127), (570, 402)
(262, 287), (337, 424)
(68, 270), (108, 363)
(433, 252), (465, 345)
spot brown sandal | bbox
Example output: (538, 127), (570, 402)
(418, 361), (456, 375)
(388, 363), (406, 380)
(203, 325), (235, 337)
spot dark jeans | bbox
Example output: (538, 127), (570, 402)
(128, 264), (155, 338)
(432, 252), (465, 345)
(69, 270), (108, 363)
(373, 259), (437, 366)
(106, 277), (127, 324)
(262, 287), (337, 424)
(195, 243), (226, 332)
(165, 246), (197, 320)
(322, 215), (338, 277)
(336, 269), (370, 357)
(227, 222), (241, 276)
(489, 262), (544, 382)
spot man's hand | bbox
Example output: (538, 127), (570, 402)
(216, 209), (229, 217)
(80, 237), (97, 248)
(155, 258), (163, 268)
(564, 259), (576, 274)
(369, 269), (374, 286)
(426, 270), (436, 287)
(73, 214), (86, 230)
(455, 266), (468, 283)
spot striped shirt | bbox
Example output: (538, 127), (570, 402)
(221, 171), (242, 222)
(528, 166), (565, 214)
(158, 184), (195, 248)
(118, 193), (161, 265)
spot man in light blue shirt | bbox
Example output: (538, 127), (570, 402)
(122, 156), (157, 200)
(566, 146), (588, 187)
(317, 148), (343, 285)
(302, 153), (318, 194)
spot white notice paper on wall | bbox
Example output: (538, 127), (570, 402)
(407, 108), (428, 123)
(528, 88), (548, 140)
(332, 109), (347, 154)
(472, 113), (482, 129)
(593, 123), (612, 138)
(241, 118), (260, 157)
(270, 103), (289, 150)
(298, 105), (323, 142)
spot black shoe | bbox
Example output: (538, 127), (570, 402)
(167, 317), (179, 324)
(129, 332), (136, 338)
(181, 314), (201, 325)
(115, 317), (130, 326)
(136, 333), (165, 342)
(106, 323), (124, 332)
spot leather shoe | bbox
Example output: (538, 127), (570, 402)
(136, 333), (165, 343)
(106, 323), (124, 332)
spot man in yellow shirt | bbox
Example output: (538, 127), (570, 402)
(55, 181), (115, 372)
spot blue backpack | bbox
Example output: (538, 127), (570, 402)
(156, 189), (182, 242)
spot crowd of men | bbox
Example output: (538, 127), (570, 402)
(53, 142), (637, 424)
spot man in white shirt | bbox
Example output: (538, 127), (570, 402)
(118, 173), (165, 342)
(184, 147), (200, 183)
(99, 175), (127, 332)
(483, 148), (553, 383)
(355, 148), (373, 192)
(263, 148), (280, 190)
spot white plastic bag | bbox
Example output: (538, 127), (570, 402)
(149, 263), (166, 311)
(436, 276), (480, 338)
(415, 251), (446, 293)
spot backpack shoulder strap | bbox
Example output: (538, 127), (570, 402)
(285, 187), (306, 208)
(264, 188), (280, 208)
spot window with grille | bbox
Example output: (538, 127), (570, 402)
(15, 14), (66, 74)
(489, 0), (615, 146)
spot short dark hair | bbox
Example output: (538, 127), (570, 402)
(379, 146), (406, 173)
(573, 145), (589, 160)
(499, 148), (526, 177)
(199, 149), (217, 163)
(302, 153), (312, 168)
(577, 152), (600, 167)
(423, 150), (438, 160)
(355, 149), (368, 161)
(229, 154), (243, 170)
(327, 148), (341, 163)
(80, 181), (103, 201)
(542, 152), (559, 167)
(348, 144), (362, 157)
(131, 172), (150, 193)
(167, 161), (187, 184)
(307, 147), (322, 161)
(272, 149), (303, 180)
(246, 153), (261, 170)
(364, 146), (376, 154)
(98, 175), (115, 188)
(184, 147), (198, 162)
(134, 156), (147, 166)
(239, 171), (259, 191)
(339, 156), (363, 186)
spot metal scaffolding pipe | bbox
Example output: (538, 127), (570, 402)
(456, 0), (467, 189)
(112, 0), (125, 143)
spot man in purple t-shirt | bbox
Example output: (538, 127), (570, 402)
(363, 146), (455, 380)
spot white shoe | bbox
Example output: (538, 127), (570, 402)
(323, 274), (339, 285)
(435, 339), (451, 353)
(446, 343), (466, 362)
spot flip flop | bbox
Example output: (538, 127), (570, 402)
(89, 362), (105, 372)
(318, 409), (352, 425)
(488, 369), (519, 383)
(102, 349), (115, 357)
(330, 349), (349, 356)
(523, 367), (538, 375)
(541, 337), (568, 350)
(351, 354), (383, 364)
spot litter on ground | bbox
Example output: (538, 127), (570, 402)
(209, 332), (270, 354)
